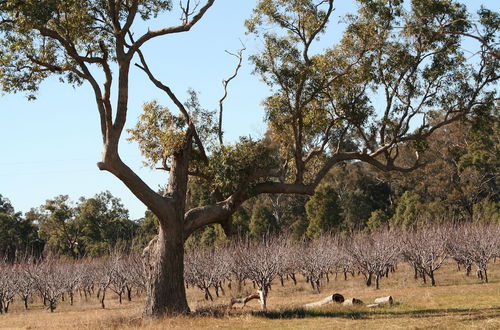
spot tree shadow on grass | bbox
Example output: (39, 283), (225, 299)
(252, 306), (500, 320)
(252, 308), (368, 319)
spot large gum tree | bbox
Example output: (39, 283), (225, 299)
(1, 0), (498, 319)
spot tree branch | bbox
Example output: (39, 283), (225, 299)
(128, 0), (215, 56)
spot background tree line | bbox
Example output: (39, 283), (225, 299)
(2, 103), (497, 260)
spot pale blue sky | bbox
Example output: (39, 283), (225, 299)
(0, 0), (496, 220)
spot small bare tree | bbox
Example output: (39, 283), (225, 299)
(226, 242), (249, 294)
(184, 247), (229, 301)
(28, 260), (66, 312)
(0, 262), (17, 313)
(297, 235), (334, 293)
(94, 258), (113, 309)
(467, 224), (500, 283)
(446, 225), (474, 276)
(234, 236), (289, 310)
(59, 260), (81, 305)
(14, 263), (36, 310)
(123, 254), (146, 301)
(348, 230), (400, 289)
(403, 228), (447, 286)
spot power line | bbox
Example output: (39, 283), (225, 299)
(0, 169), (98, 177)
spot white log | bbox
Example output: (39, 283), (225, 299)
(304, 293), (344, 308)
(342, 298), (364, 306)
(374, 296), (393, 305)
(366, 303), (380, 308)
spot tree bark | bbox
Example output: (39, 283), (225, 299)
(143, 226), (189, 319)
(366, 273), (373, 287)
(429, 270), (436, 286)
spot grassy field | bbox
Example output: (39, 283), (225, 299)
(1, 261), (499, 329)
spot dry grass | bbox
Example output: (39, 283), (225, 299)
(1, 261), (499, 329)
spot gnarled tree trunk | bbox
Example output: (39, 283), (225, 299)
(143, 226), (189, 319)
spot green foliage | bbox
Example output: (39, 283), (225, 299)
(366, 209), (389, 232)
(458, 102), (499, 200)
(38, 195), (82, 258)
(128, 100), (188, 168)
(0, 0), (174, 98)
(128, 91), (219, 170)
(0, 195), (41, 262)
(76, 191), (135, 257)
(32, 192), (136, 258)
(204, 137), (279, 195)
(390, 191), (421, 229)
(0, 194), (15, 214)
(472, 198), (500, 224)
(249, 200), (278, 238)
(133, 210), (159, 251)
(305, 184), (341, 238)
(231, 207), (251, 237)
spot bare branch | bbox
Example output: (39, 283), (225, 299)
(218, 45), (245, 145)
(128, 0), (215, 57)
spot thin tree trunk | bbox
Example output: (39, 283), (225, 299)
(101, 290), (106, 309)
(127, 287), (132, 301)
(430, 270), (436, 286)
(366, 272), (372, 287)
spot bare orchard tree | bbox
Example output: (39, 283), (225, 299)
(78, 259), (97, 302)
(337, 237), (355, 281)
(14, 263), (36, 310)
(184, 247), (229, 302)
(297, 235), (334, 293)
(226, 242), (249, 294)
(234, 236), (289, 310)
(59, 260), (81, 306)
(108, 253), (129, 304)
(402, 227), (448, 286)
(94, 258), (113, 309)
(347, 230), (400, 289)
(0, 262), (17, 313)
(28, 260), (66, 312)
(184, 250), (209, 300)
(123, 254), (147, 301)
(1, 0), (497, 318)
(466, 224), (500, 283)
(277, 240), (298, 287)
(446, 225), (475, 276)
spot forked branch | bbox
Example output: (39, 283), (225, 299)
(218, 45), (245, 145)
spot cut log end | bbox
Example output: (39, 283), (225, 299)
(342, 298), (364, 306)
(304, 293), (345, 308)
(374, 296), (393, 305)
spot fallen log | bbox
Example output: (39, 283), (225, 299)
(374, 296), (393, 305)
(342, 298), (364, 306)
(304, 293), (345, 308)
(366, 303), (379, 308)
(230, 292), (260, 308)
